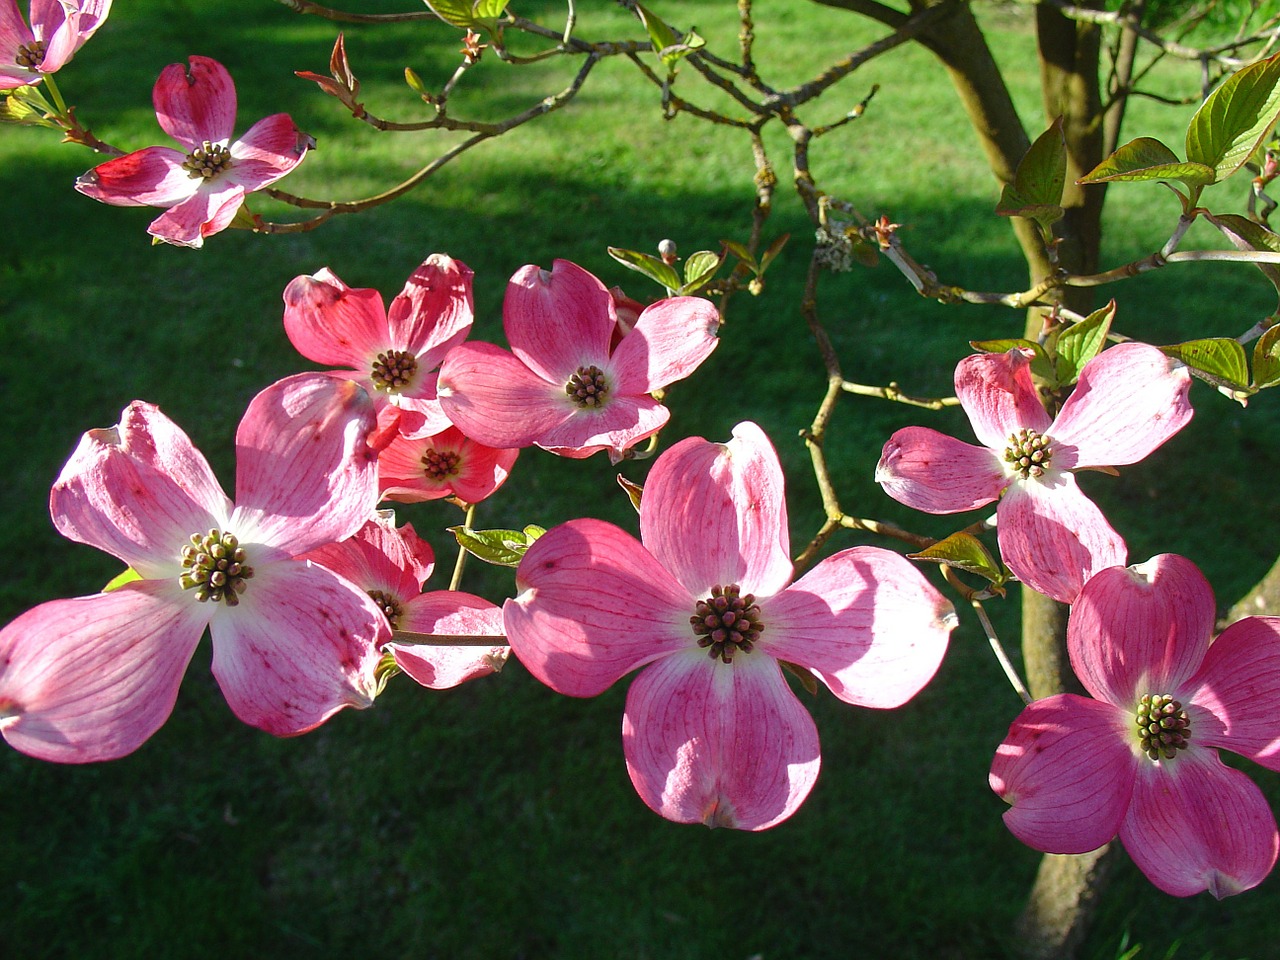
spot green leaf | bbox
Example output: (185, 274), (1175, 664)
(634, 4), (703, 69)
(680, 249), (723, 294)
(449, 525), (544, 567)
(424, 0), (507, 30)
(908, 533), (1005, 586)
(1253, 324), (1280, 389)
(720, 239), (755, 267)
(758, 233), (789, 274)
(607, 246), (682, 291)
(616, 474), (644, 513)
(1055, 301), (1115, 387)
(1186, 53), (1280, 182)
(779, 660), (819, 696)
(103, 567), (142, 591)
(1161, 338), (1250, 391)
(996, 118), (1066, 230)
(1078, 137), (1215, 187)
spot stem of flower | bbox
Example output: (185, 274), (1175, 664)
(972, 598), (1033, 706)
(449, 503), (476, 592)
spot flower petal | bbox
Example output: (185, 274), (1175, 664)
(535, 394), (669, 460)
(504, 518), (692, 697)
(387, 254), (474, 365)
(227, 113), (313, 190)
(1186, 615), (1280, 769)
(622, 649), (821, 830)
(875, 426), (1008, 513)
(436, 342), (574, 448)
(74, 146), (194, 207)
(1068, 554), (1214, 706)
(283, 268), (390, 368)
(299, 513), (433, 599)
(0, 0), (34, 53)
(609, 296), (719, 394)
(996, 474), (1127, 605)
(504, 260), (614, 382)
(230, 373), (379, 554)
(146, 182), (245, 248)
(764, 546), (955, 707)
(0, 581), (206, 763)
(955, 349), (1051, 450)
(1050, 343), (1193, 468)
(1119, 749), (1279, 898)
(153, 55), (236, 150)
(391, 591), (507, 689)
(209, 559), (386, 735)
(989, 694), (1136, 854)
(640, 421), (793, 598)
(51, 400), (230, 578)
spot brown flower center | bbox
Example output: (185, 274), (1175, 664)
(182, 140), (233, 180)
(15, 40), (47, 69)
(421, 447), (461, 480)
(367, 589), (404, 630)
(180, 529), (254, 606)
(565, 365), (609, 408)
(1004, 428), (1054, 479)
(371, 349), (418, 393)
(691, 584), (764, 664)
(1135, 693), (1192, 761)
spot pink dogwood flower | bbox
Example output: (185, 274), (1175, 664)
(0, 374), (388, 763)
(302, 513), (507, 690)
(990, 554), (1280, 898)
(74, 55), (313, 248)
(377, 417), (517, 504)
(284, 255), (474, 438)
(437, 259), (719, 461)
(504, 421), (956, 829)
(876, 343), (1192, 603)
(0, 0), (111, 90)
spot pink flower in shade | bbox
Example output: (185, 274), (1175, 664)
(301, 513), (508, 690)
(0, 0), (111, 90)
(504, 421), (956, 829)
(990, 554), (1280, 898)
(0, 374), (389, 764)
(74, 55), (313, 248)
(437, 259), (719, 461)
(876, 343), (1192, 603)
(377, 416), (518, 504)
(283, 255), (475, 439)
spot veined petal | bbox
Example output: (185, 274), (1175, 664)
(764, 546), (955, 708)
(146, 182), (245, 248)
(387, 254), (474, 365)
(1069, 554), (1215, 706)
(51, 400), (230, 578)
(989, 694), (1136, 854)
(534, 394), (668, 461)
(283, 269), (391, 368)
(378, 425), (517, 505)
(153, 55), (236, 149)
(640, 422), (793, 598)
(437, 342), (573, 448)
(31, 0), (78, 73)
(504, 518), (692, 696)
(609, 296), (719, 394)
(0, 0), (34, 52)
(209, 559), (386, 735)
(504, 260), (614, 382)
(996, 475), (1127, 605)
(1050, 343), (1193, 467)
(392, 591), (507, 689)
(227, 113), (313, 191)
(299, 513), (433, 599)
(622, 649), (821, 831)
(0, 581), (206, 763)
(876, 426), (1008, 514)
(74, 146), (194, 207)
(1119, 749), (1279, 898)
(231, 373), (378, 554)
(955, 349), (1051, 450)
(1186, 615), (1280, 769)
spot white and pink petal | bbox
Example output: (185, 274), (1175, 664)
(1185, 615), (1280, 769)
(153, 55), (236, 150)
(876, 426), (1008, 514)
(227, 113), (313, 191)
(437, 342), (574, 449)
(387, 254), (474, 363)
(74, 146), (195, 207)
(146, 181), (246, 248)
(608, 296), (719, 394)
(504, 260), (615, 382)
(283, 269), (391, 368)
(391, 591), (507, 689)
(955, 349), (1052, 450)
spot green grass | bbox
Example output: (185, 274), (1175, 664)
(2, 2), (1280, 958)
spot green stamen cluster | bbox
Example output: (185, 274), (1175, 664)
(691, 584), (764, 664)
(367, 589), (404, 630)
(371, 349), (417, 392)
(180, 529), (254, 606)
(182, 140), (233, 180)
(565, 365), (608, 408)
(420, 447), (461, 480)
(1136, 693), (1192, 761)
(1004, 428), (1054, 479)
(15, 40), (47, 69)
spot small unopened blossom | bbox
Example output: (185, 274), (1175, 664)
(876, 343), (1192, 603)
(0, 0), (111, 90)
(438, 259), (719, 461)
(505, 422), (956, 829)
(991, 555), (1280, 898)
(74, 56), (313, 248)
(0, 374), (387, 763)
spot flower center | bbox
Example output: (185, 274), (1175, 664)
(690, 584), (764, 664)
(1004, 428), (1054, 479)
(15, 40), (46, 69)
(1135, 693), (1192, 761)
(565, 365), (609, 408)
(182, 141), (234, 180)
(179, 529), (254, 606)
(420, 447), (461, 480)
(371, 349), (418, 393)
(367, 589), (404, 630)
